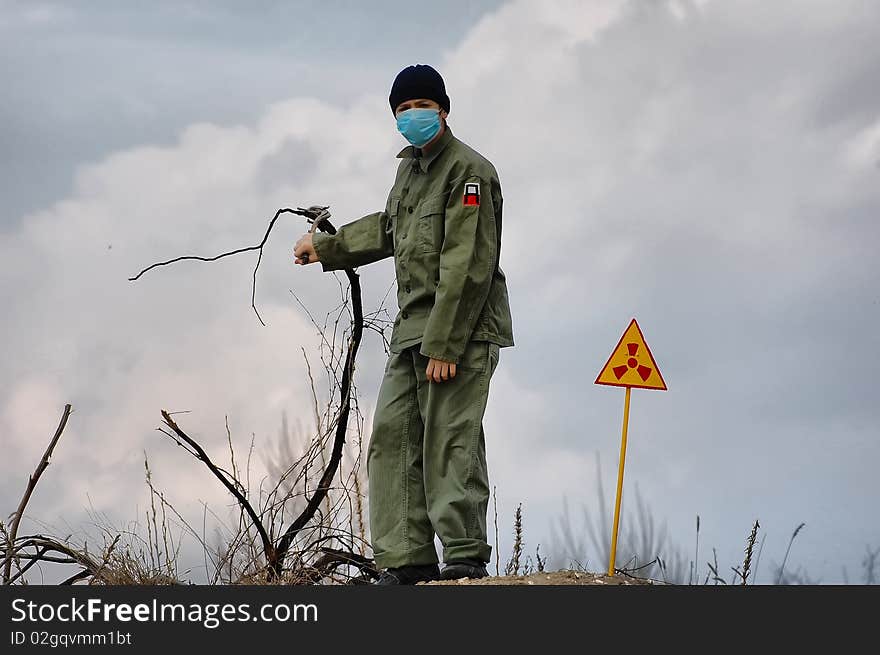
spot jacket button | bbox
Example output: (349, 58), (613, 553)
(402, 310), (409, 319)
(407, 206), (413, 214)
(405, 285), (411, 293)
(401, 232), (407, 239)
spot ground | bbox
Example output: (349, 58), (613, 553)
(420, 569), (661, 586)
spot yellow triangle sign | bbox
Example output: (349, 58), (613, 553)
(595, 318), (667, 390)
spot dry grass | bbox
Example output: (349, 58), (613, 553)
(505, 503), (523, 576)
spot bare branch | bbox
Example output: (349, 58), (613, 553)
(3, 403), (73, 584)
(131, 202), (371, 581)
(6, 546), (51, 586)
(128, 205), (336, 326)
(273, 264), (363, 577)
(158, 410), (276, 569)
(12, 535), (104, 583)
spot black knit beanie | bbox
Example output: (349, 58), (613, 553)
(389, 64), (450, 115)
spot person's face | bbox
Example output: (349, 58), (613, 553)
(395, 98), (447, 123)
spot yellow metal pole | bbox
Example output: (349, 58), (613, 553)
(608, 386), (632, 576)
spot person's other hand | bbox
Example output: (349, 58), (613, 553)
(293, 232), (318, 265)
(426, 357), (456, 383)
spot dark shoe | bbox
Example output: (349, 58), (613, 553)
(439, 558), (489, 581)
(373, 563), (440, 585)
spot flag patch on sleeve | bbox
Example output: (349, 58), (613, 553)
(463, 182), (480, 206)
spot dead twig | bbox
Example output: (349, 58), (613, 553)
(136, 204), (367, 581)
(298, 547), (377, 584)
(11, 535), (104, 584)
(3, 403), (73, 584)
(128, 205), (335, 326)
(6, 546), (51, 586)
(159, 411), (276, 571)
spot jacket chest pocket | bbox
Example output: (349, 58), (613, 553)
(416, 198), (445, 254)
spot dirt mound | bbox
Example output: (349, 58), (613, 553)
(421, 569), (661, 585)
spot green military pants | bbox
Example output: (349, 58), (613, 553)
(367, 338), (500, 569)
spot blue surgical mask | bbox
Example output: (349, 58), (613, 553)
(396, 108), (441, 147)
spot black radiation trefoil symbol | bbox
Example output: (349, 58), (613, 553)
(612, 343), (653, 382)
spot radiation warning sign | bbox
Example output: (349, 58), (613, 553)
(595, 317), (668, 576)
(595, 318), (667, 390)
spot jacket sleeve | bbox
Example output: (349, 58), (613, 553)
(419, 173), (497, 364)
(311, 195), (396, 272)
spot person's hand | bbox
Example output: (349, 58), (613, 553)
(426, 357), (456, 383)
(293, 232), (318, 265)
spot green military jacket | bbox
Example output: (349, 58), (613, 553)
(311, 124), (514, 364)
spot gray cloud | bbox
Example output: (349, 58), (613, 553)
(255, 135), (318, 192)
(0, 0), (504, 226)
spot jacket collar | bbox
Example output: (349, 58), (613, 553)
(396, 124), (454, 173)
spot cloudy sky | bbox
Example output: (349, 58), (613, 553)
(2, 0), (878, 584)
